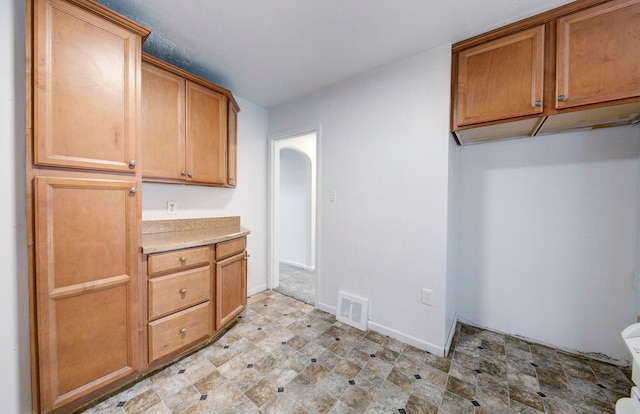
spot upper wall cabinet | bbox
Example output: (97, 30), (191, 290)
(456, 26), (545, 127)
(33, 0), (148, 172)
(555, 0), (640, 109)
(451, 0), (640, 145)
(141, 54), (240, 187)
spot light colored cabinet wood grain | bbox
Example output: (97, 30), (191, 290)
(556, 0), (640, 108)
(141, 55), (239, 186)
(148, 266), (211, 321)
(456, 25), (545, 127)
(215, 250), (247, 330)
(34, 176), (140, 411)
(33, 0), (141, 173)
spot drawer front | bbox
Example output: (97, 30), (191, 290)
(148, 246), (210, 276)
(148, 266), (211, 320)
(148, 302), (211, 362)
(215, 237), (246, 261)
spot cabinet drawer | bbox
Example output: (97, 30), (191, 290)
(148, 302), (211, 362)
(148, 246), (210, 276)
(148, 266), (211, 320)
(215, 237), (246, 261)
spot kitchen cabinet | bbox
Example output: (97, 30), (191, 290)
(33, 0), (145, 173)
(455, 26), (545, 127)
(27, 0), (149, 412)
(34, 176), (140, 412)
(451, 0), (640, 144)
(555, 0), (640, 109)
(215, 237), (248, 330)
(141, 54), (240, 186)
(146, 246), (213, 363)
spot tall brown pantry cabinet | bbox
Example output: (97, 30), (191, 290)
(26, 0), (150, 412)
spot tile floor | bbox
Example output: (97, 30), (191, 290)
(275, 263), (316, 306)
(80, 290), (632, 414)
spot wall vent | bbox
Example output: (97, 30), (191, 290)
(337, 291), (369, 331)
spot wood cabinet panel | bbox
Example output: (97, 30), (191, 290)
(227, 101), (238, 187)
(34, 0), (140, 172)
(215, 237), (246, 261)
(148, 302), (211, 362)
(34, 176), (139, 410)
(141, 62), (185, 179)
(185, 81), (228, 185)
(556, 0), (640, 108)
(215, 252), (247, 330)
(148, 266), (211, 321)
(455, 25), (545, 127)
(147, 246), (210, 276)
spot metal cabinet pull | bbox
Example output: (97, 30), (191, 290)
(128, 160), (136, 168)
(187, 172), (193, 178)
(534, 100), (542, 107)
(180, 288), (187, 295)
(180, 257), (187, 263)
(180, 328), (187, 335)
(181, 170), (187, 176)
(558, 95), (568, 102)
(129, 187), (137, 194)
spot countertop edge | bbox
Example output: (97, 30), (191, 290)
(141, 227), (251, 254)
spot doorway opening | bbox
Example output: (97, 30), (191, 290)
(269, 130), (318, 306)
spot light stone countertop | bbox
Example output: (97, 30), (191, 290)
(141, 216), (250, 254)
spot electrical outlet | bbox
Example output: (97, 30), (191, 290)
(421, 288), (433, 306)
(167, 201), (177, 215)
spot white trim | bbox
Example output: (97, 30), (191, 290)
(367, 321), (446, 356)
(248, 284), (268, 297)
(279, 259), (315, 271)
(318, 302), (337, 316)
(268, 125), (321, 309)
(444, 314), (459, 357)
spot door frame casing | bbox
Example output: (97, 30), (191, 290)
(267, 125), (321, 307)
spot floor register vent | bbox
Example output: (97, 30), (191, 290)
(337, 291), (369, 331)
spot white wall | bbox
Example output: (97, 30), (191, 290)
(3, 0), (32, 411)
(450, 127), (639, 361)
(279, 148), (312, 268)
(269, 45), (452, 353)
(142, 97), (270, 295)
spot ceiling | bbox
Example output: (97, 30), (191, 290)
(96, 0), (574, 108)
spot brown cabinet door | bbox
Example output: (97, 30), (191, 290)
(33, 0), (140, 172)
(185, 80), (228, 185)
(556, 0), (640, 109)
(227, 101), (238, 187)
(455, 25), (545, 127)
(34, 176), (140, 412)
(141, 62), (186, 179)
(215, 251), (247, 330)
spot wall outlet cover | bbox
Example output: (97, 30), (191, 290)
(167, 201), (177, 215)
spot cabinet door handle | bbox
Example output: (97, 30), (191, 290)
(243, 254), (250, 261)
(187, 172), (193, 178)
(180, 328), (187, 335)
(129, 187), (137, 194)
(558, 95), (568, 102)
(181, 170), (187, 176)
(180, 257), (187, 263)
(534, 100), (542, 107)
(180, 288), (187, 295)
(128, 160), (136, 168)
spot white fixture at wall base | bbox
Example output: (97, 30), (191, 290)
(167, 201), (177, 215)
(329, 190), (336, 202)
(337, 291), (368, 331)
(422, 288), (433, 306)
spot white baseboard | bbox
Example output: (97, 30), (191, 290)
(247, 284), (268, 297)
(444, 314), (459, 356)
(279, 259), (315, 271)
(367, 321), (446, 356)
(317, 302), (337, 316)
